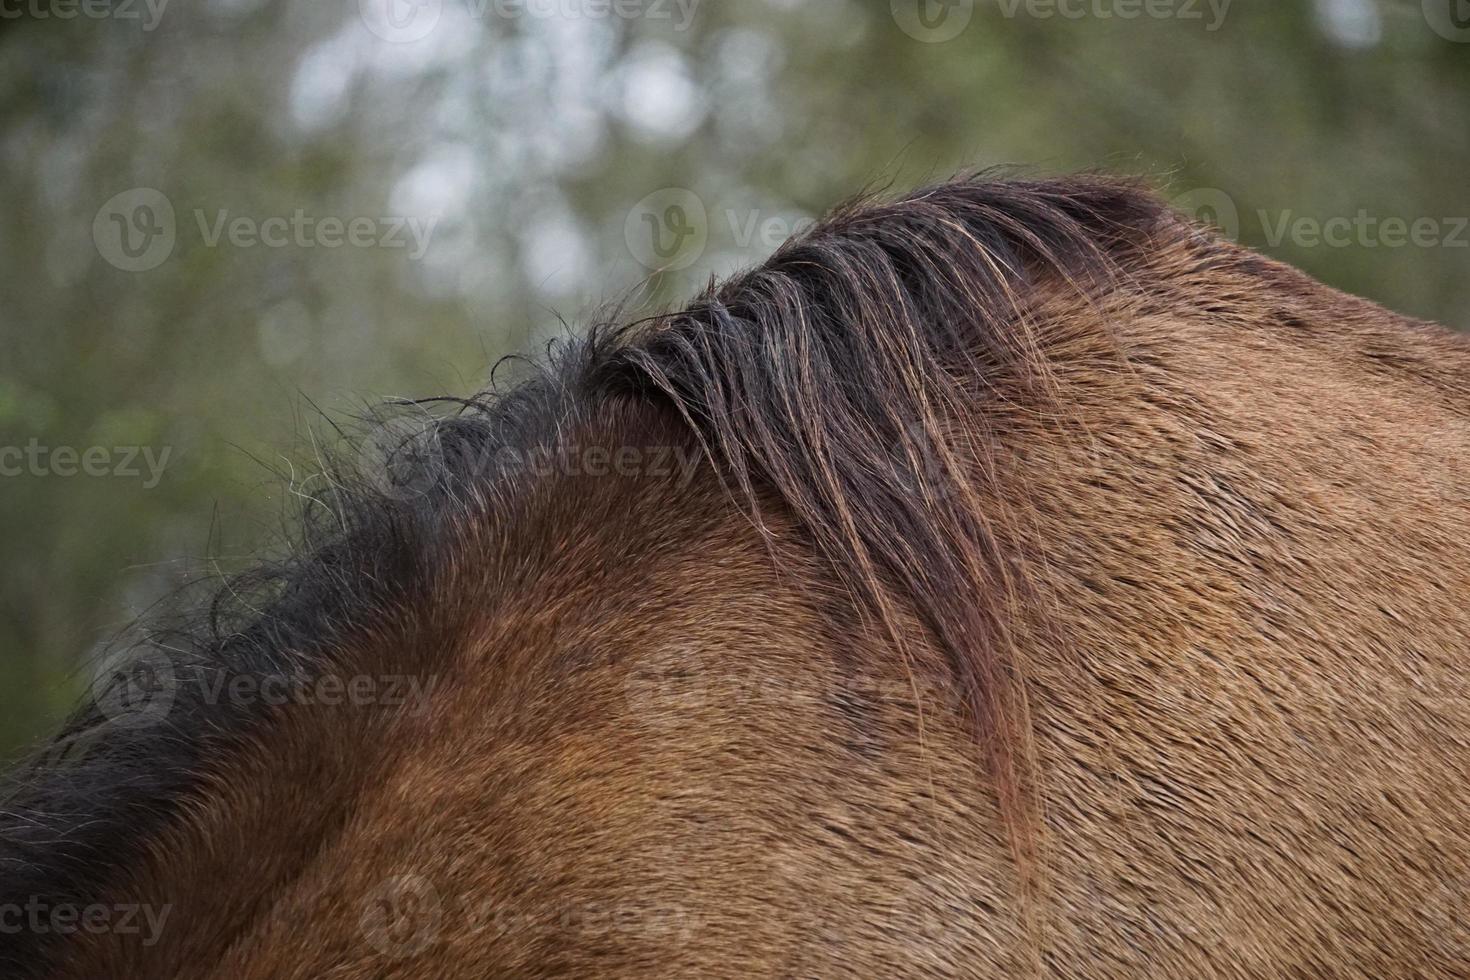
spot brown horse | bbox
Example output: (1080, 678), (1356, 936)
(5, 175), (1470, 978)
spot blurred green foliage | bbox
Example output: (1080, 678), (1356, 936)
(2, 0), (1467, 759)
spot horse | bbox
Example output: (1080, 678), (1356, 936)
(4, 175), (1470, 978)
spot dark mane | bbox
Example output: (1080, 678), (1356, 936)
(0, 174), (1182, 974)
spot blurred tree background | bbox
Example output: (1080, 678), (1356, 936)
(1, 0), (1466, 759)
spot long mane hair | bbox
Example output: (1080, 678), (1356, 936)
(0, 175), (1180, 976)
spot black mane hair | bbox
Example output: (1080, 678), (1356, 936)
(0, 174), (1182, 975)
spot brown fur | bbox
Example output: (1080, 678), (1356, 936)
(8, 176), (1470, 977)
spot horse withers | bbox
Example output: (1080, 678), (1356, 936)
(5, 176), (1470, 977)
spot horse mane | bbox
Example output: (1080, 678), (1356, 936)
(0, 174), (1184, 974)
